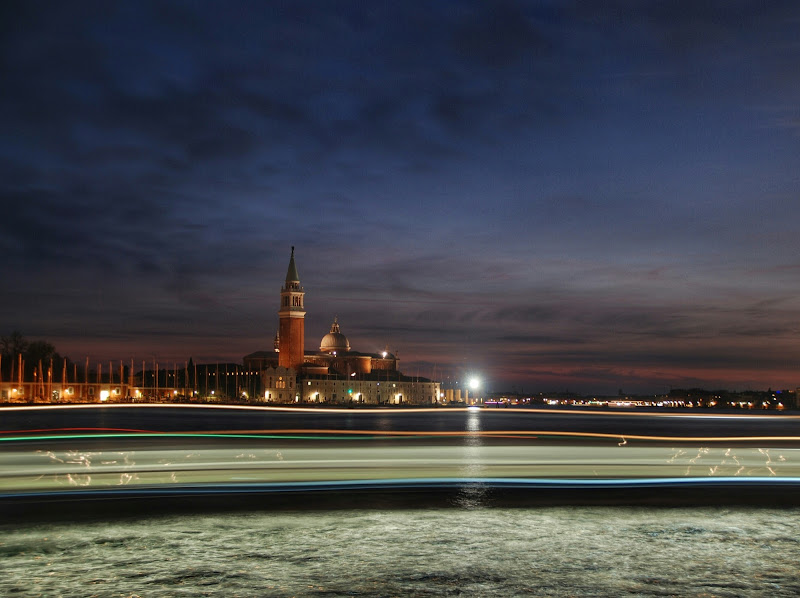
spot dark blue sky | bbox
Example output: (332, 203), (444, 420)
(3, 1), (800, 393)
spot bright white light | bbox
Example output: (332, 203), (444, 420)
(382, 351), (387, 358)
(99, 390), (110, 402)
(468, 377), (480, 390)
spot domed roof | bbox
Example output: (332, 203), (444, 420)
(320, 317), (350, 353)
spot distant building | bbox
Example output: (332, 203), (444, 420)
(244, 248), (440, 405)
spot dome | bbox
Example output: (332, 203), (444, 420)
(320, 317), (350, 353)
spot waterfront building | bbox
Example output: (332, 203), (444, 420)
(0, 381), (130, 403)
(244, 249), (440, 405)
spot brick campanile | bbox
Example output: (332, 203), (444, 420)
(278, 247), (305, 369)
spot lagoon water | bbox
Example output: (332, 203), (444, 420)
(3, 506), (799, 597)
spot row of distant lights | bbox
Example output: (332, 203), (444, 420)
(264, 376), (482, 403)
(10, 371), (482, 403)
(544, 398), (785, 409)
(330, 351), (390, 358)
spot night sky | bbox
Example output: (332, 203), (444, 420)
(3, 1), (800, 394)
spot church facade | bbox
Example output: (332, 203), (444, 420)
(244, 248), (441, 405)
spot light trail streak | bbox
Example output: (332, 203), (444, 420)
(3, 404), (799, 506)
(0, 427), (154, 435)
(0, 433), (387, 442)
(208, 429), (800, 443)
(0, 404), (451, 414)
(4, 403), (800, 420)
(4, 476), (800, 502)
(3, 444), (799, 496)
(2, 429), (800, 444)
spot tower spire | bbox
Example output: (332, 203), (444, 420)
(279, 247), (305, 369)
(285, 246), (300, 282)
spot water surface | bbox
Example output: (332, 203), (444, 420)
(3, 507), (798, 596)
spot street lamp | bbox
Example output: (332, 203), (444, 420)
(466, 376), (481, 405)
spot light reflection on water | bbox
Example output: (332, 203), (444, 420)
(2, 507), (799, 597)
(457, 407), (488, 508)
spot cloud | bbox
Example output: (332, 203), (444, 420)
(3, 1), (800, 393)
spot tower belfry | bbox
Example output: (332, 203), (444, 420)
(278, 247), (305, 369)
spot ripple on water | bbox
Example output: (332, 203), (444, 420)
(2, 507), (800, 597)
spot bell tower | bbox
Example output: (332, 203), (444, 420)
(278, 247), (305, 369)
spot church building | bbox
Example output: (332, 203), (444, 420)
(243, 248), (441, 405)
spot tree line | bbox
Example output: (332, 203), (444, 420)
(0, 331), (70, 382)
